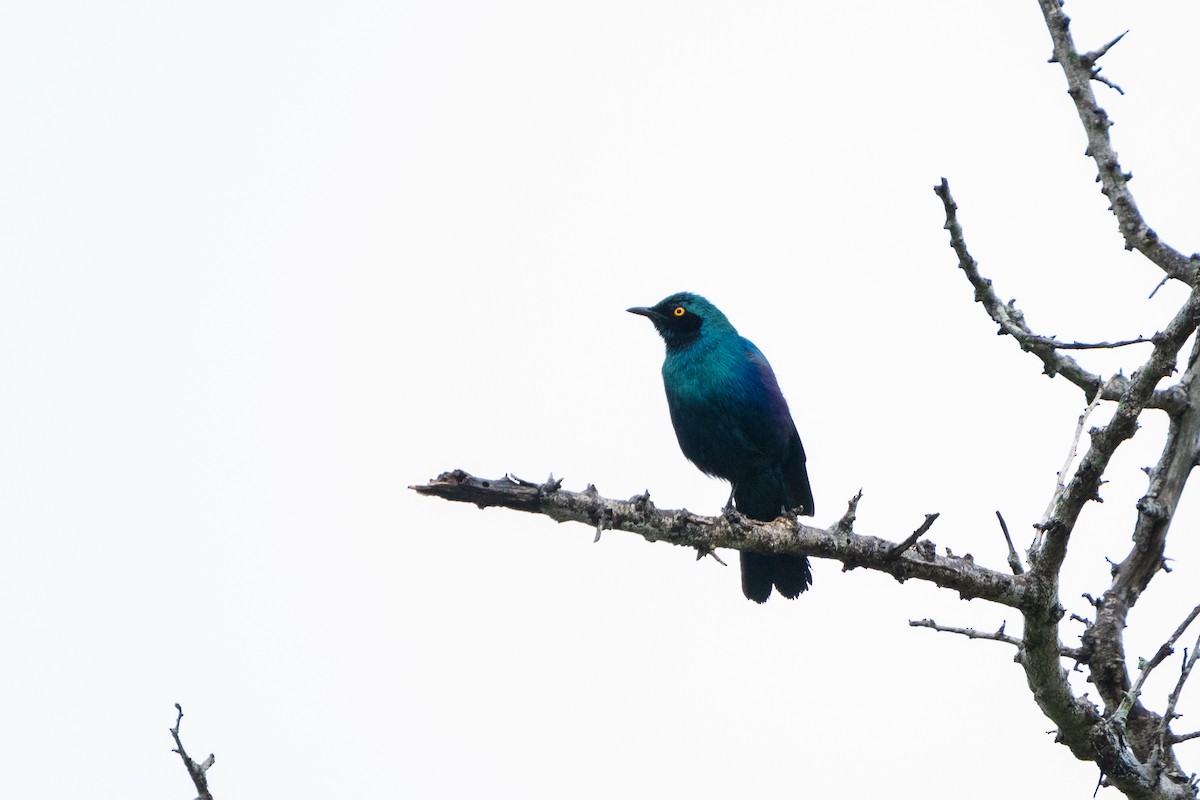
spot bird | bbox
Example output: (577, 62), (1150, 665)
(628, 292), (814, 603)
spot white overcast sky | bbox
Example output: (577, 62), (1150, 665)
(4, 2), (1200, 798)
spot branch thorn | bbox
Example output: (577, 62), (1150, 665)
(887, 513), (939, 562)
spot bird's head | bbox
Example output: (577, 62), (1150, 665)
(627, 292), (734, 349)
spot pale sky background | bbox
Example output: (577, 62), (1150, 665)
(3, 2), (1200, 798)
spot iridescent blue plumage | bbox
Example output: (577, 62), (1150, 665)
(629, 292), (814, 602)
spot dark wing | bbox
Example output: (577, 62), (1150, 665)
(741, 339), (814, 516)
(780, 421), (814, 516)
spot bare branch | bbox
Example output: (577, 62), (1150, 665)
(1152, 604), (1200, 680)
(170, 704), (215, 800)
(1083, 334), (1200, 743)
(412, 471), (1024, 607)
(1051, 337), (1153, 350)
(910, 618), (1086, 660)
(1115, 604), (1200, 725)
(833, 489), (863, 533)
(911, 618), (1021, 647)
(1089, 71), (1125, 96)
(934, 178), (1186, 413)
(1035, 378), (1111, 550)
(1164, 638), (1200, 733)
(995, 511), (1024, 575)
(1034, 284), (1200, 578)
(1014, 286), (1200, 800)
(886, 513), (939, 561)
(1011, 276), (1200, 800)
(1036, 1), (1198, 283)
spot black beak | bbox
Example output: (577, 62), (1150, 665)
(627, 306), (656, 318)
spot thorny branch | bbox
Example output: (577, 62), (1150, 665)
(939, 168), (1200, 796)
(1136, 604), (1200, 700)
(909, 618), (1085, 660)
(170, 704), (215, 800)
(930, 7), (1200, 792)
(910, 617), (1022, 647)
(1051, 337), (1154, 350)
(1037, 0), (1198, 284)
(1115, 604), (1200, 725)
(1076, 332), (1200, 792)
(1163, 638), (1200, 749)
(412, 470), (1023, 607)
(934, 178), (1186, 415)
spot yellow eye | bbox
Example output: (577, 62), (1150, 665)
(673, 306), (686, 317)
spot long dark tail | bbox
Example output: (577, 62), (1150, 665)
(739, 552), (812, 603)
(734, 469), (813, 603)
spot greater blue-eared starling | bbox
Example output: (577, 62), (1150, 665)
(628, 292), (813, 602)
